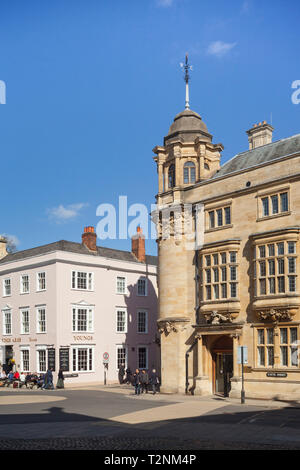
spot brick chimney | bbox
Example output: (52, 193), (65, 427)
(246, 121), (274, 150)
(0, 236), (7, 260)
(131, 226), (145, 263)
(82, 226), (97, 252)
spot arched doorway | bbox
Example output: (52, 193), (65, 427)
(211, 336), (233, 397)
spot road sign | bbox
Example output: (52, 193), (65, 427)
(103, 352), (109, 363)
(237, 346), (248, 364)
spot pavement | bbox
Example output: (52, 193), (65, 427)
(1, 383), (300, 450)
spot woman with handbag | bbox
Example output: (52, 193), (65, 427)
(56, 369), (65, 389)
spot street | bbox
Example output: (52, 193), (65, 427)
(0, 385), (300, 450)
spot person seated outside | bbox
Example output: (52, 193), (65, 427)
(19, 372), (26, 388)
(6, 371), (14, 387)
(13, 371), (20, 380)
(37, 374), (44, 389)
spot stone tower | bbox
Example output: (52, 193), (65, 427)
(153, 57), (223, 393)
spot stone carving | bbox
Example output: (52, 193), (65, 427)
(158, 320), (189, 335)
(257, 308), (296, 322)
(206, 310), (233, 325)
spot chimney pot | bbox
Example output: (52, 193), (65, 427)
(82, 226), (97, 251)
(246, 121), (274, 150)
(131, 227), (145, 263)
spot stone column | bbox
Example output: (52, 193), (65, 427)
(158, 163), (163, 193)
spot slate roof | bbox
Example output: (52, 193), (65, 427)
(212, 133), (300, 179)
(0, 240), (157, 267)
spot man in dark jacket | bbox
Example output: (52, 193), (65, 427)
(125, 367), (132, 384)
(132, 369), (141, 395)
(149, 369), (159, 394)
(140, 370), (149, 394)
(118, 365), (125, 384)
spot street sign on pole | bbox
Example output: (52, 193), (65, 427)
(238, 346), (247, 404)
(237, 346), (248, 364)
(103, 352), (109, 364)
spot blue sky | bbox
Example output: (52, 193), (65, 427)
(0, 0), (299, 256)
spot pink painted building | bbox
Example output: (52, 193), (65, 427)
(0, 228), (158, 384)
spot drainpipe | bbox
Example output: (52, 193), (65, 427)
(185, 338), (199, 395)
(185, 209), (201, 395)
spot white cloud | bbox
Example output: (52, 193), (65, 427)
(207, 40), (237, 58)
(47, 203), (88, 223)
(0, 233), (20, 252)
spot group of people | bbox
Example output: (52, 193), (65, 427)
(0, 368), (65, 390)
(118, 366), (160, 395)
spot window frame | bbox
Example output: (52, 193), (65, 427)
(71, 271), (94, 291)
(116, 307), (128, 333)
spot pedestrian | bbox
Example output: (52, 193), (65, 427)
(125, 367), (132, 384)
(19, 372), (26, 387)
(149, 368), (159, 394)
(46, 369), (54, 389)
(56, 369), (65, 389)
(132, 369), (141, 395)
(140, 370), (149, 394)
(118, 365), (125, 385)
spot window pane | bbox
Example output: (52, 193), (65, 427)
(206, 286), (211, 300)
(268, 260), (275, 276)
(213, 284), (219, 299)
(221, 253), (226, 264)
(262, 197), (269, 216)
(278, 276), (285, 293)
(280, 346), (288, 366)
(288, 276), (296, 292)
(259, 246), (266, 258)
(260, 279), (266, 295)
(280, 192), (288, 212)
(230, 283), (237, 298)
(288, 257), (296, 273)
(267, 346), (274, 367)
(216, 209), (223, 227)
(288, 242), (296, 254)
(259, 261), (266, 277)
(268, 244), (275, 257)
(268, 277), (275, 294)
(230, 252), (237, 263)
(277, 242), (284, 255)
(205, 269), (211, 283)
(224, 207), (231, 225)
(221, 283), (227, 298)
(221, 266), (227, 282)
(271, 195), (279, 214)
(258, 329), (265, 345)
(209, 211), (215, 228)
(205, 255), (211, 267)
(258, 347), (265, 366)
(278, 258), (285, 274)
(213, 254), (218, 265)
(267, 328), (274, 344)
(280, 328), (288, 344)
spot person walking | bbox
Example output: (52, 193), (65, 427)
(56, 369), (65, 389)
(140, 370), (149, 394)
(118, 365), (125, 385)
(149, 368), (159, 394)
(132, 369), (141, 395)
(125, 367), (132, 384)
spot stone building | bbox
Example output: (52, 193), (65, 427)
(0, 227), (158, 384)
(153, 75), (300, 399)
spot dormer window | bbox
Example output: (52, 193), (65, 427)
(168, 164), (175, 188)
(183, 161), (196, 184)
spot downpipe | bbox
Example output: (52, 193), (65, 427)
(185, 339), (198, 395)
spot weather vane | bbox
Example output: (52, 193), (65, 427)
(180, 53), (193, 109)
